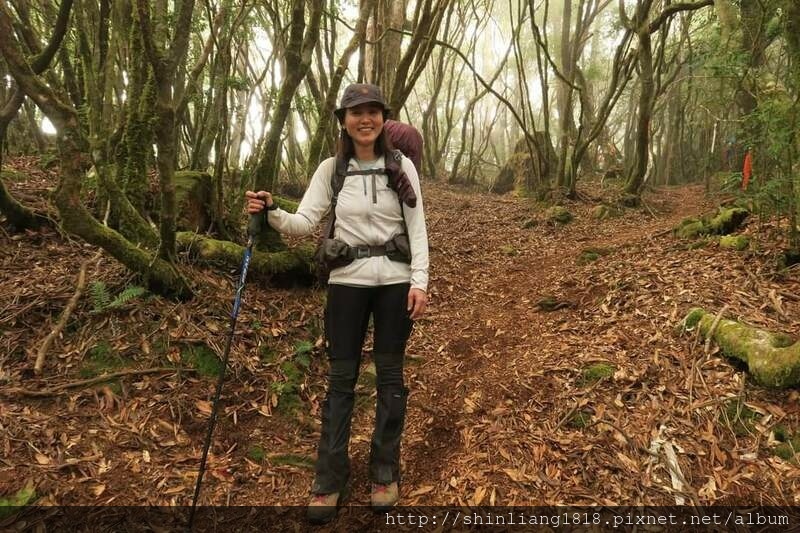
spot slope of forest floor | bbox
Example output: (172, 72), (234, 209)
(2, 157), (800, 521)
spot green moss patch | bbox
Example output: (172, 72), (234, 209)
(674, 207), (750, 240)
(80, 341), (126, 378)
(268, 454), (315, 469)
(780, 249), (800, 268)
(535, 296), (570, 312)
(270, 359), (307, 416)
(0, 484), (36, 519)
(720, 399), (758, 436)
(771, 426), (800, 461)
(568, 409), (594, 429)
(521, 218), (539, 229)
(685, 238), (709, 250)
(719, 235), (750, 251)
(590, 205), (620, 220)
(181, 344), (222, 377)
(708, 207), (749, 235)
(579, 363), (616, 386)
(545, 206), (574, 224)
(499, 245), (518, 256)
(246, 445), (266, 462)
(681, 308), (706, 331)
(259, 345), (278, 364)
(675, 218), (706, 239)
(577, 247), (611, 265)
(680, 308), (800, 388)
(293, 341), (314, 369)
(774, 443), (799, 461)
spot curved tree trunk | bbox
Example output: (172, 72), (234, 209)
(0, 0), (74, 231)
(623, 31), (654, 199)
(0, 95), (48, 230)
(0, 0), (191, 298)
(252, 0), (322, 250)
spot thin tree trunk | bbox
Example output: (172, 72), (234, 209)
(253, 0), (322, 250)
(306, 0), (374, 174)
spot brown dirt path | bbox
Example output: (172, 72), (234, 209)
(397, 181), (800, 507)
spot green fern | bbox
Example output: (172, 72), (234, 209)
(109, 286), (146, 309)
(89, 281), (111, 312)
(89, 283), (146, 312)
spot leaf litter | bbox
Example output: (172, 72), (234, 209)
(1, 158), (800, 510)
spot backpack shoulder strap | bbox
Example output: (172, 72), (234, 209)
(331, 155), (348, 202)
(323, 155), (349, 239)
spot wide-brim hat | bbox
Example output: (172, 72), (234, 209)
(334, 83), (391, 123)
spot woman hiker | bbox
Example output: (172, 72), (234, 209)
(245, 83), (429, 523)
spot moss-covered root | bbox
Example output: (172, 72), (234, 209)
(176, 232), (315, 279)
(682, 308), (800, 388)
(708, 207), (749, 234)
(674, 207), (750, 239)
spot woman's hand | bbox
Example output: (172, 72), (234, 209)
(245, 190), (273, 214)
(407, 288), (427, 320)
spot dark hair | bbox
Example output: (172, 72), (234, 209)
(336, 119), (395, 161)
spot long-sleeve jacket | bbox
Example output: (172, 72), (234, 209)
(267, 154), (429, 291)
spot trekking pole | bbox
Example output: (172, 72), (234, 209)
(188, 206), (265, 531)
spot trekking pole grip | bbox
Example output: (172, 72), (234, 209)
(247, 192), (269, 238)
(248, 212), (263, 238)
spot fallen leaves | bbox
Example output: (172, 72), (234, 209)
(2, 174), (799, 509)
(407, 485), (434, 498)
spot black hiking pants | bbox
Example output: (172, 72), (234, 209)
(311, 283), (413, 495)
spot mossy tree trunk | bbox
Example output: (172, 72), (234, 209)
(684, 308), (800, 388)
(136, 0), (196, 262)
(77, 0), (157, 248)
(0, 167), (48, 230)
(252, 0), (322, 250)
(736, 0), (777, 116)
(0, 1), (191, 298)
(419, 7), (461, 181)
(623, 29), (654, 200)
(207, 4), (254, 239)
(621, 0), (714, 200)
(0, 0), (74, 231)
(554, 0), (576, 193)
(176, 232), (315, 281)
(784, 0), (800, 253)
(118, 8), (155, 219)
(383, 0), (449, 114)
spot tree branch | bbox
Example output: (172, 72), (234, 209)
(648, 0), (714, 33)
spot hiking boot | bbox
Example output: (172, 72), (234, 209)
(371, 482), (399, 511)
(306, 492), (340, 524)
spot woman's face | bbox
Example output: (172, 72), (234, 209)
(343, 103), (384, 150)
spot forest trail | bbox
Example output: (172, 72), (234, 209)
(2, 171), (800, 515)
(395, 180), (800, 508)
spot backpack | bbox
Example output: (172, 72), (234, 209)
(313, 150), (414, 284)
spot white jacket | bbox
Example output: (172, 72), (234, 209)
(267, 154), (429, 291)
